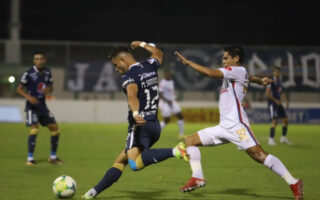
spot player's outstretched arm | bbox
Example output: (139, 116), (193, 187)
(126, 83), (146, 126)
(174, 51), (223, 79)
(131, 41), (163, 64)
(249, 75), (273, 86)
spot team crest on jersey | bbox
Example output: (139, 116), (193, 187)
(37, 82), (46, 93)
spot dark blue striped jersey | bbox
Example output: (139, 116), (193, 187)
(121, 58), (160, 125)
(268, 77), (282, 105)
(20, 66), (53, 109)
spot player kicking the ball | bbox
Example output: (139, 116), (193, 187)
(175, 46), (303, 200)
(82, 42), (188, 199)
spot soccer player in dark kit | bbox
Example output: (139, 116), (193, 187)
(267, 66), (291, 145)
(16, 52), (63, 166)
(82, 41), (188, 199)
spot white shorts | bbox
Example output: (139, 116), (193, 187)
(198, 123), (259, 150)
(159, 99), (181, 118)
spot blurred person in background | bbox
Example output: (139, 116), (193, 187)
(159, 69), (185, 138)
(266, 66), (291, 145)
(16, 52), (63, 166)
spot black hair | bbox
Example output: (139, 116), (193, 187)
(33, 52), (45, 57)
(273, 66), (282, 71)
(223, 46), (245, 64)
(108, 47), (130, 60)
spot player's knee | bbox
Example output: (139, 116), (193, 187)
(112, 163), (125, 172)
(128, 156), (144, 171)
(30, 128), (39, 135)
(177, 113), (184, 119)
(128, 159), (139, 171)
(164, 118), (170, 123)
(283, 118), (288, 125)
(253, 152), (268, 164)
(51, 130), (60, 136)
(185, 135), (198, 147)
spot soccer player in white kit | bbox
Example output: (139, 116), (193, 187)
(159, 69), (185, 138)
(174, 46), (303, 200)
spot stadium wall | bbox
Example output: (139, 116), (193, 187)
(1, 99), (320, 124)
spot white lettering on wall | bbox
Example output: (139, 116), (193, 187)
(67, 63), (89, 91)
(301, 53), (320, 88)
(282, 52), (296, 87)
(248, 53), (268, 88)
(93, 62), (118, 91)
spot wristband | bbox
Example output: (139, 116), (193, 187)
(139, 42), (146, 48)
(133, 111), (139, 117)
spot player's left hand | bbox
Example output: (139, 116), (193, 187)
(261, 77), (273, 86)
(131, 41), (143, 50)
(174, 51), (191, 66)
(134, 115), (146, 126)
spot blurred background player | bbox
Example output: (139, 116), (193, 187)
(16, 52), (63, 166)
(174, 46), (303, 200)
(266, 66), (291, 145)
(82, 41), (188, 199)
(159, 69), (185, 138)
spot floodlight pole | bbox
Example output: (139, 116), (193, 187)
(5, 0), (21, 64)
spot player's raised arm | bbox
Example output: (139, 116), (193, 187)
(126, 83), (146, 126)
(131, 41), (163, 64)
(174, 51), (224, 79)
(249, 75), (273, 86)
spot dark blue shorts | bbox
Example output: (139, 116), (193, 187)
(125, 120), (161, 152)
(268, 104), (287, 120)
(25, 106), (56, 127)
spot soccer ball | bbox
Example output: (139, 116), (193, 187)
(52, 175), (76, 198)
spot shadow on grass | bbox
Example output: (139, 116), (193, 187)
(213, 188), (292, 199)
(95, 189), (184, 200)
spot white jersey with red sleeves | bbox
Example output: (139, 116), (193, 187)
(218, 66), (249, 128)
(159, 79), (176, 101)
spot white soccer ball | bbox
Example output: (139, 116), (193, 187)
(52, 175), (77, 198)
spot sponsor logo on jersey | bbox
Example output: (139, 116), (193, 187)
(37, 82), (46, 93)
(138, 71), (156, 81)
(220, 88), (228, 94)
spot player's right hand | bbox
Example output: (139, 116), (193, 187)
(130, 41), (142, 50)
(174, 51), (190, 65)
(274, 99), (281, 105)
(134, 115), (146, 126)
(27, 96), (39, 105)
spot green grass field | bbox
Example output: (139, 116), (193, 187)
(0, 123), (319, 200)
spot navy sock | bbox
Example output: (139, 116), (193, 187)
(94, 167), (122, 194)
(270, 127), (275, 138)
(50, 135), (59, 155)
(282, 126), (287, 136)
(141, 149), (173, 166)
(28, 135), (37, 157)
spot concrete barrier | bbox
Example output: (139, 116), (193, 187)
(1, 99), (320, 123)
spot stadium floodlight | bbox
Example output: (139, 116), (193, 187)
(8, 76), (15, 83)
